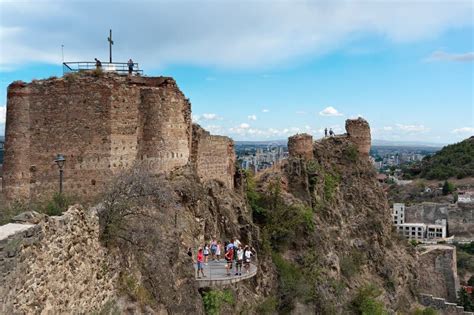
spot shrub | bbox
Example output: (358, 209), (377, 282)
(351, 284), (387, 315)
(345, 145), (359, 162)
(340, 250), (365, 279)
(202, 289), (234, 315)
(412, 307), (437, 315)
(256, 296), (278, 314)
(0, 200), (29, 225)
(118, 273), (154, 307)
(442, 180), (455, 195)
(40, 193), (72, 216)
(323, 172), (340, 201)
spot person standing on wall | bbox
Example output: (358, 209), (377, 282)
(94, 58), (102, 70)
(127, 58), (134, 75)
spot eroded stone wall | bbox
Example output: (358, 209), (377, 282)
(418, 245), (460, 303)
(288, 133), (313, 160)
(3, 74), (192, 201)
(345, 117), (371, 156)
(0, 206), (118, 314)
(191, 124), (235, 189)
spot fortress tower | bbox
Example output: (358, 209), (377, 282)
(345, 118), (371, 156)
(2, 73), (234, 202)
(288, 133), (313, 160)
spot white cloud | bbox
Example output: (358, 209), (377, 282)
(319, 106), (343, 117)
(0, 2), (471, 69)
(192, 114), (200, 122)
(383, 126), (393, 131)
(0, 106), (6, 124)
(247, 114), (257, 121)
(203, 124), (223, 134)
(452, 127), (474, 134)
(202, 113), (220, 120)
(395, 124), (430, 132)
(425, 50), (474, 62)
(262, 109), (270, 113)
(239, 123), (250, 129)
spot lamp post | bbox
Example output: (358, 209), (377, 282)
(54, 154), (66, 194)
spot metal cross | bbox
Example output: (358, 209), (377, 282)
(108, 29), (114, 63)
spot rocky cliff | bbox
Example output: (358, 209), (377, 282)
(251, 120), (422, 313)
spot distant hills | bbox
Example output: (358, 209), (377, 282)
(416, 136), (474, 180)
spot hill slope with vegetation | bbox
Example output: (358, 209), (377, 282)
(416, 136), (474, 180)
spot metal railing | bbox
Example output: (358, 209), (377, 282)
(194, 252), (258, 286)
(63, 61), (143, 75)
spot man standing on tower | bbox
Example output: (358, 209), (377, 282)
(127, 58), (134, 75)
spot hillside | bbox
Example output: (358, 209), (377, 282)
(249, 134), (422, 313)
(417, 136), (474, 180)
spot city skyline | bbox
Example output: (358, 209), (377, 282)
(0, 1), (473, 144)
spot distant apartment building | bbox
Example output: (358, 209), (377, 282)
(392, 203), (447, 241)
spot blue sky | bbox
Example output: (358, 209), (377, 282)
(0, 0), (473, 144)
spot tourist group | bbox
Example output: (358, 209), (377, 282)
(188, 238), (256, 278)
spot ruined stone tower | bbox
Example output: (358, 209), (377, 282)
(2, 73), (234, 202)
(345, 118), (371, 156)
(288, 133), (313, 160)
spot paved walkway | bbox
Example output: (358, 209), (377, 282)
(195, 260), (257, 288)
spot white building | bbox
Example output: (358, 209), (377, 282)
(392, 203), (405, 225)
(458, 192), (473, 203)
(392, 203), (447, 241)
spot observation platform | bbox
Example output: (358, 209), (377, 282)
(195, 260), (257, 288)
(63, 61), (143, 75)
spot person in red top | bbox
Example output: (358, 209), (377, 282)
(225, 247), (234, 276)
(196, 247), (206, 278)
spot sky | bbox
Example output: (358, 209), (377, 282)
(0, 0), (473, 144)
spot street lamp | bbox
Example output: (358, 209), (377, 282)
(54, 154), (66, 194)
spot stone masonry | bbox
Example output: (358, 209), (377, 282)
(345, 117), (371, 156)
(2, 73), (236, 202)
(418, 245), (460, 303)
(288, 133), (313, 160)
(0, 206), (118, 314)
(191, 124), (236, 189)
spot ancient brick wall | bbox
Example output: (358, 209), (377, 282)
(345, 118), (371, 156)
(3, 73), (192, 202)
(191, 124), (235, 189)
(288, 133), (313, 160)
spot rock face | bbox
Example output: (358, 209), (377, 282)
(2, 73), (234, 202)
(345, 117), (371, 156)
(190, 124), (236, 189)
(288, 133), (313, 160)
(255, 126), (420, 313)
(0, 206), (118, 314)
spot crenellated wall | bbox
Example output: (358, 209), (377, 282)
(3, 74), (193, 201)
(191, 124), (235, 189)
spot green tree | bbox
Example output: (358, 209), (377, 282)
(457, 287), (474, 311)
(468, 276), (474, 287)
(442, 180), (454, 195)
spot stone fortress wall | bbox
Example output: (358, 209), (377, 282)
(417, 245), (460, 303)
(2, 73), (233, 201)
(288, 133), (313, 160)
(0, 206), (118, 313)
(191, 124), (236, 189)
(345, 117), (371, 156)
